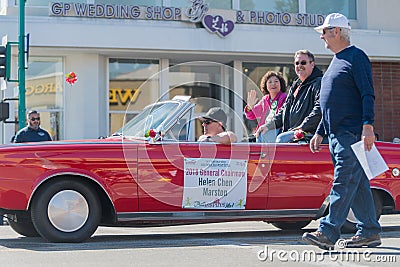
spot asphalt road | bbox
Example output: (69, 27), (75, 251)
(0, 215), (399, 267)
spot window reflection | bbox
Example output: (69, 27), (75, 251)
(164, 110), (191, 141)
(240, 0), (299, 12)
(108, 58), (160, 135)
(306, 0), (357, 19)
(95, 0), (162, 5)
(25, 0), (83, 6)
(15, 57), (64, 140)
(169, 0), (231, 9)
(168, 62), (234, 113)
(168, 62), (234, 138)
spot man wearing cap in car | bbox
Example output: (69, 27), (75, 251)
(198, 107), (237, 144)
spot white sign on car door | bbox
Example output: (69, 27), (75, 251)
(182, 158), (248, 209)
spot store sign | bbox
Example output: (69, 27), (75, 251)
(26, 82), (62, 96)
(185, 0), (208, 23)
(24, 82), (140, 107)
(49, 1), (325, 38)
(109, 88), (141, 106)
(203, 15), (235, 37)
(50, 2), (182, 21)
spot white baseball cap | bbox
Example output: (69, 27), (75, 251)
(314, 13), (351, 33)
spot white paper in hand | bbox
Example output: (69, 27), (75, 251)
(351, 141), (389, 180)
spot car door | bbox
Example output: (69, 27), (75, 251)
(137, 141), (271, 211)
(266, 143), (333, 210)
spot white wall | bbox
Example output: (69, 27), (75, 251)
(366, 0), (400, 32)
(64, 54), (108, 140)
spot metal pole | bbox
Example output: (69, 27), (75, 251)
(18, 0), (26, 130)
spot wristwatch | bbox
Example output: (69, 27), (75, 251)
(206, 136), (212, 142)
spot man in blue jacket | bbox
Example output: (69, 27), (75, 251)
(14, 110), (52, 143)
(302, 13), (381, 249)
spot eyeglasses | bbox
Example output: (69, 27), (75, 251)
(30, 117), (40, 121)
(202, 119), (217, 125)
(322, 27), (335, 35)
(295, 60), (309, 66)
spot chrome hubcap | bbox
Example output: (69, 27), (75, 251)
(48, 190), (89, 232)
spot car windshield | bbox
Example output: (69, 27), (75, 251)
(114, 102), (180, 138)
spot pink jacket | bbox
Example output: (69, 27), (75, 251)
(244, 91), (287, 129)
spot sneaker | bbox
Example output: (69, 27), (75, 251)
(345, 234), (381, 248)
(302, 231), (335, 250)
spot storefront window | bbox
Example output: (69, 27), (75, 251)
(108, 58), (160, 135)
(169, 61), (234, 138)
(14, 57), (64, 140)
(168, 0), (232, 9)
(240, 0), (299, 12)
(95, 0), (162, 5)
(24, 0), (84, 6)
(306, 0), (356, 19)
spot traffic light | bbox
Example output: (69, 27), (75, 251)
(0, 45), (6, 78)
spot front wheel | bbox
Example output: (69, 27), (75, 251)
(7, 213), (40, 237)
(31, 179), (101, 242)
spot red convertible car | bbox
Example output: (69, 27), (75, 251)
(0, 96), (399, 242)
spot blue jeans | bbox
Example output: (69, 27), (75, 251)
(257, 129), (279, 143)
(276, 130), (295, 143)
(319, 131), (381, 242)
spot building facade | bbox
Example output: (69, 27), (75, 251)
(0, 0), (399, 143)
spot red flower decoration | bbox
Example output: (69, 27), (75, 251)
(149, 129), (156, 138)
(66, 72), (78, 85)
(145, 129), (157, 138)
(294, 130), (305, 140)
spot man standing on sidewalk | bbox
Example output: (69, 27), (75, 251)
(14, 110), (52, 143)
(302, 13), (381, 250)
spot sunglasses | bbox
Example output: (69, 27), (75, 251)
(295, 60), (309, 66)
(202, 119), (217, 125)
(30, 117), (40, 121)
(322, 27), (335, 35)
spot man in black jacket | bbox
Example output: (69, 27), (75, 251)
(14, 110), (52, 143)
(256, 50), (322, 142)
